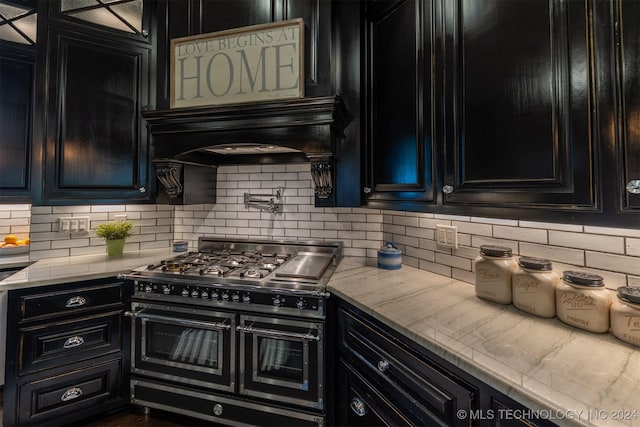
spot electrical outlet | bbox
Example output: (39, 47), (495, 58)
(435, 224), (458, 249)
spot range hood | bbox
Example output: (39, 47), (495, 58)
(143, 96), (352, 200)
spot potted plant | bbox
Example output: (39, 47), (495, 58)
(95, 220), (134, 256)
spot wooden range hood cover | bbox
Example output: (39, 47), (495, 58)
(143, 95), (351, 166)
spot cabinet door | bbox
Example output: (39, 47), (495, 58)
(39, 27), (151, 203)
(441, 0), (597, 210)
(363, 0), (436, 208)
(0, 43), (34, 200)
(617, 0), (640, 211)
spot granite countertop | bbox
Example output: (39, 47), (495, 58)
(327, 257), (640, 427)
(0, 248), (175, 290)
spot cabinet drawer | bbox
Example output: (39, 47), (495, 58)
(131, 379), (323, 427)
(339, 307), (475, 426)
(17, 358), (124, 426)
(19, 281), (123, 321)
(19, 311), (123, 375)
(338, 358), (430, 426)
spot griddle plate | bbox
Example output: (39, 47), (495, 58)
(274, 253), (333, 280)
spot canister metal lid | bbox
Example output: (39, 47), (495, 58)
(617, 286), (640, 304)
(517, 256), (553, 271)
(479, 245), (513, 258)
(562, 271), (604, 287)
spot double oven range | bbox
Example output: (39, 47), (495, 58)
(121, 237), (342, 426)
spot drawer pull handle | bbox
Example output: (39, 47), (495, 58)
(377, 359), (390, 372)
(61, 387), (83, 402)
(350, 397), (367, 417)
(63, 336), (85, 348)
(65, 296), (87, 308)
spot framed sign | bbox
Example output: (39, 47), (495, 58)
(171, 18), (304, 108)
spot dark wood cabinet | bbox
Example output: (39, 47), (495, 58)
(3, 277), (131, 426)
(32, 0), (154, 205)
(334, 299), (555, 427)
(361, 0), (639, 228)
(441, 0), (596, 211)
(0, 41), (34, 201)
(615, 0), (640, 212)
(362, 0), (436, 208)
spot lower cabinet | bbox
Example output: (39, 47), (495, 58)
(335, 299), (556, 427)
(3, 277), (131, 426)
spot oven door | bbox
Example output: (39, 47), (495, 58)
(127, 302), (235, 392)
(237, 315), (324, 410)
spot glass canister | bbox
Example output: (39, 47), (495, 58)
(610, 286), (640, 346)
(512, 257), (559, 318)
(474, 245), (518, 304)
(556, 271), (612, 333)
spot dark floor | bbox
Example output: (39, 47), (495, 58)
(0, 388), (208, 426)
(79, 408), (209, 427)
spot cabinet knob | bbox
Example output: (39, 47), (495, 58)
(442, 185), (454, 194)
(363, 187), (372, 194)
(627, 180), (640, 194)
(139, 186), (147, 193)
(377, 359), (390, 372)
(350, 397), (367, 417)
(213, 403), (223, 416)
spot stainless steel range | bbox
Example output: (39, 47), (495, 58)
(121, 237), (342, 427)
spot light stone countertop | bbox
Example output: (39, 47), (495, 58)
(0, 248), (175, 290)
(327, 257), (640, 427)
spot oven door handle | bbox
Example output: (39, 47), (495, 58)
(132, 311), (232, 330)
(236, 325), (320, 341)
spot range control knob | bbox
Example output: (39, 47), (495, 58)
(296, 298), (307, 310)
(211, 291), (220, 300)
(181, 288), (189, 297)
(273, 296), (285, 307)
(201, 290), (209, 299)
(162, 285), (171, 295)
(191, 289), (199, 298)
(213, 403), (223, 417)
(232, 293), (240, 302)
(242, 293), (251, 303)
(144, 284), (153, 293)
(222, 292), (230, 301)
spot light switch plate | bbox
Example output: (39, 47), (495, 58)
(436, 224), (458, 249)
(59, 216), (90, 233)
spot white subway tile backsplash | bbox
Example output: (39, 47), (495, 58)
(435, 253), (472, 270)
(470, 216), (516, 225)
(549, 231), (625, 254)
(627, 238), (640, 257)
(518, 220), (583, 232)
(586, 252), (640, 276)
(493, 225), (548, 244)
(2, 164), (639, 288)
(519, 242), (585, 266)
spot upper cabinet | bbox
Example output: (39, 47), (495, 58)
(362, 0), (436, 209)
(363, 0), (639, 228)
(0, 1), (36, 202)
(441, 0), (596, 211)
(31, 0), (154, 204)
(616, 0), (640, 213)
